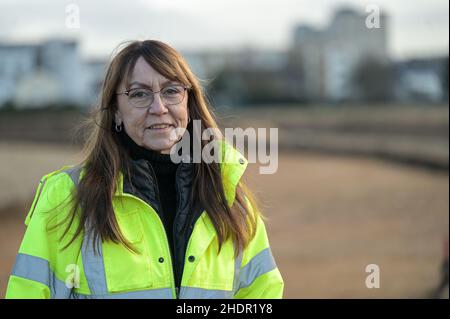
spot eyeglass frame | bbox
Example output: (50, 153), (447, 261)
(115, 84), (191, 108)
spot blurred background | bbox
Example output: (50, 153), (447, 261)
(0, 0), (448, 298)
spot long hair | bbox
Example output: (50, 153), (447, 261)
(59, 40), (260, 256)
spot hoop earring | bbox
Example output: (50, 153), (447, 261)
(115, 123), (122, 132)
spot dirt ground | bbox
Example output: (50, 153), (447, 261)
(0, 142), (448, 298)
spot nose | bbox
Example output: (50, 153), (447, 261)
(148, 92), (168, 115)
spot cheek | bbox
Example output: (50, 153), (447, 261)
(123, 112), (147, 137)
(172, 104), (189, 125)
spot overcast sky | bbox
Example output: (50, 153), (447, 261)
(0, 0), (448, 60)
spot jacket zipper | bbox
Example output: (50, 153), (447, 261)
(147, 162), (179, 299)
(173, 164), (183, 296)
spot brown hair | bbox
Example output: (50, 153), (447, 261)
(60, 40), (260, 256)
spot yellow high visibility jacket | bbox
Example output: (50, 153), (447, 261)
(6, 140), (284, 299)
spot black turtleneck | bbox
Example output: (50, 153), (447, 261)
(117, 130), (180, 251)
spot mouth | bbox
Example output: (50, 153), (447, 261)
(146, 123), (175, 131)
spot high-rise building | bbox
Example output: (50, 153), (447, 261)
(292, 7), (389, 102)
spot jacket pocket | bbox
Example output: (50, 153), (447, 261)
(102, 209), (153, 293)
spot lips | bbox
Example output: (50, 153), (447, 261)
(147, 123), (174, 130)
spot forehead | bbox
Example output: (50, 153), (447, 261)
(127, 56), (170, 88)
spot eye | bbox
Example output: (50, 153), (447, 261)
(129, 89), (151, 98)
(163, 86), (183, 95)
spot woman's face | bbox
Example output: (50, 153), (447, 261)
(115, 56), (189, 154)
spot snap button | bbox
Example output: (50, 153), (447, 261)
(188, 255), (195, 262)
(239, 158), (245, 165)
(158, 257), (164, 263)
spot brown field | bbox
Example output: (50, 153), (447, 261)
(0, 141), (448, 298)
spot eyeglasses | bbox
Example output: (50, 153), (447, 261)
(116, 84), (190, 108)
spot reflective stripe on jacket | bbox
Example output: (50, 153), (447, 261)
(6, 140), (284, 299)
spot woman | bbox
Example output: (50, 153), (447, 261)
(6, 40), (284, 299)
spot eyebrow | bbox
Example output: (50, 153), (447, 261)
(128, 80), (179, 90)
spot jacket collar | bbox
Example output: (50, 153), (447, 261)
(218, 139), (248, 206)
(114, 139), (248, 205)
